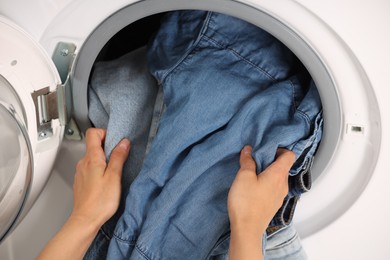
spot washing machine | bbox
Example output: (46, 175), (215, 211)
(0, 0), (388, 259)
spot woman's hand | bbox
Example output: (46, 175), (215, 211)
(38, 128), (130, 260)
(228, 145), (295, 260)
(72, 128), (130, 228)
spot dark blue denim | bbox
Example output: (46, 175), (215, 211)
(106, 11), (323, 259)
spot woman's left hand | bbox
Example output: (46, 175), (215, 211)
(38, 128), (130, 260)
(72, 128), (131, 228)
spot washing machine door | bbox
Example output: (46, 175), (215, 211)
(0, 16), (67, 241)
(0, 94), (32, 241)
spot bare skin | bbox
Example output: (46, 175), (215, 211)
(38, 128), (294, 259)
(228, 146), (295, 260)
(37, 128), (130, 260)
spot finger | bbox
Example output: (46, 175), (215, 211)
(239, 145), (256, 172)
(261, 149), (295, 180)
(85, 128), (106, 154)
(106, 139), (131, 177)
(275, 148), (296, 171)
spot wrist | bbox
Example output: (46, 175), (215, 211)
(37, 212), (101, 259)
(230, 218), (266, 237)
(68, 213), (101, 236)
(231, 225), (264, 245)
(229, 224), (264, 259)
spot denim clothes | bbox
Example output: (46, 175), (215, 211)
(85, 46), (159, 258)
(265, 224), (307, 260)
(86, 46), (310, 260)
(104, 11), (323, 259)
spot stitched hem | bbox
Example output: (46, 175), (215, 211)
(202, 34), (277, 81)
(135, 245), (152, 260)
(159, 12), (212, 82)
(111, 232), (137, 245)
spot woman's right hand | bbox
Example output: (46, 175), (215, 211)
(228, 145), (295, 259)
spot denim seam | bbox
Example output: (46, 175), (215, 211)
(145, 84), (165, 155)
(290, 134), (316, 159)
(111, 232), (137, 245)
(285, 197), (298, 225)
(266, 233), (299, 251)
(295, 109), (311, 125)
(267, 248), (305, 259)
(214, 234), (230, 249)
(99, 227), (111, 241)
(293, 111), (324, 155)
(159, 12), (212, 82)
(289, 79), (298, 111)
(201, 34), (277, 81)
(278, 196), (297, 226)
(135, 245), (152, 260)
(289, 125), (320, 171)
(298, 170), (312, 192)
(267, 224), (286, 238)
(208, 232), (231, 257)
(300, 123), (322, 152)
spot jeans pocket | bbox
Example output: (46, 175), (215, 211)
(265, 225), (307, 260)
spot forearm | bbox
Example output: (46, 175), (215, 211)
(37, 215), (100, 260)
(229, 226), (263, 260)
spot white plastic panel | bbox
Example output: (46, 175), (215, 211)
(0, 103), (32, 241)
(0, 16), (64, 241)
(0, 107), (22, 198)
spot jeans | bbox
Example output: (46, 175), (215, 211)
(265, 225), (307, 260)
(85, 46), (159, 259)
(210, 224), (307, 260)
(105, 11), (323, 259)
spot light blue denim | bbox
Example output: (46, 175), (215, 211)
(106, 11), (323, 259)
(208, 224), (307, 260)
(265, 224), (307, 260)
(85, 46), (159, 259)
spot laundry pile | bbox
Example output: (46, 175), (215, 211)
(86, 11), (322, 260)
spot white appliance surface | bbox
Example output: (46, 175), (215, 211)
(294, 1), (390, 259)
(0, 0), (389, 259)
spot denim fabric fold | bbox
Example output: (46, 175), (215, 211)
(85, 46), (160, 259)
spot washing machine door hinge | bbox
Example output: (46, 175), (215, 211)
(31, 42), (79, 140)
(31, 84), (67, 140)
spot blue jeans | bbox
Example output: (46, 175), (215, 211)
(211, 224), (307, 260)
(105, 11), (322, 259)
(265, 225), (307, 260)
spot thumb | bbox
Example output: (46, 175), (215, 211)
(260, 148), (295, 181)
(106, 139), (131, 177)
(239, 145), (256, 172)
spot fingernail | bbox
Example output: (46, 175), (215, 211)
(243, 145), (252, 155)
(119, 139), (130, 151)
